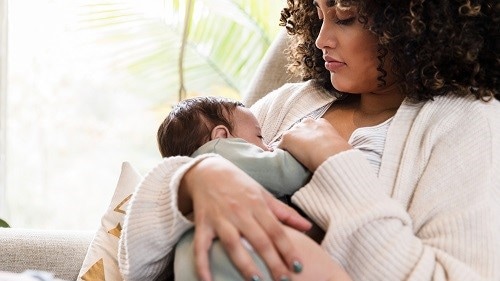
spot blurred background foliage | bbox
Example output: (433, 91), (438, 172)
(0, 218), (10, 228)
(76, 0), (285, 105)
(4, 0), (286, 229)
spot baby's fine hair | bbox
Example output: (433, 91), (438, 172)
(157, 96), (244, 157)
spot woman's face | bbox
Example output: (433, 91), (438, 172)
(314, 0), (396, 94)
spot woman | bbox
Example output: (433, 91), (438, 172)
(119, 0), (499, 280)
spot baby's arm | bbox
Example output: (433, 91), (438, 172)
(192, 138), (311, 197)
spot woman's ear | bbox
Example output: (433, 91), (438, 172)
(211, 125), (231, 140)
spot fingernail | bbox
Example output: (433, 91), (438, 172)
(279, 275), (291, 281)
(292, 260), (303, 273)
(250, 275), (261, 281)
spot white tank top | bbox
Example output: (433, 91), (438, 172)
(348, 117), (393, 175)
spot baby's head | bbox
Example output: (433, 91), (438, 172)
(157, 96), (269, 157)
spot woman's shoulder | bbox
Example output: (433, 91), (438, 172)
(250, 80), (335, 143)
(416, 94), (500, 138)
(428, 94), (499, 121)
(250, 80), (333, 121)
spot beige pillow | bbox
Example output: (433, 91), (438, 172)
(78, 162), (142, 281)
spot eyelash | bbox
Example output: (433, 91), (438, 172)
(316, 10), (356, 26)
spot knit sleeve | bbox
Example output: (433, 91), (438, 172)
(118, 154), (218, 281)
(292, 110), (499, 280)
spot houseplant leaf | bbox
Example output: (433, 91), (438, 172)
(0, 218), (10, 228)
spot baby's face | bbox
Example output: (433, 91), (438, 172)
(230, 107), (270, 151)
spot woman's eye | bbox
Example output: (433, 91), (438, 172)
(336, 17), (355, 25)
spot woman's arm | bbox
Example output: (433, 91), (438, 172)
(291, 107), (499, 280)
(179, 156), (312, 281)
(118, 82), (337, 281)
(118, 155), (214, 281)
(119, 153), (312, 281)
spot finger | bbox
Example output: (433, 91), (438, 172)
(253, 206), (304, 279)
(216, 220), (265, 281)
(277, 126), (299, 150)
(194, 224), (217, 281)
(264, 192), (312, 232)
(234, 212), (293, 281)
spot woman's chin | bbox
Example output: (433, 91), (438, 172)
(331, 79), (355, 94)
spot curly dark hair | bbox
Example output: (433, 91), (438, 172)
(280, 0), (499, 101)
(157, 96), (244, 157)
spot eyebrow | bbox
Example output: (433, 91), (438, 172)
(312, 0), (336, 7)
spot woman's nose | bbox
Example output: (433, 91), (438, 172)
(315, 21), (336, 50)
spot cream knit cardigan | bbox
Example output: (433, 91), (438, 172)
(119, 81), (500, 281)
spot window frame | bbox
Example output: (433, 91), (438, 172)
(0, 0), (8, 218)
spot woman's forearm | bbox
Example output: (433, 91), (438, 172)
(294, 149), (497, 280)
(118, 155), (215, 281)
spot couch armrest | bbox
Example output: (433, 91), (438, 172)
(0, 228), (94, 281)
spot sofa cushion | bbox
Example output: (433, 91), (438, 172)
(0, 229), (93, 280)
(77, 162), (142, 281)
(0, 270), (67, 281)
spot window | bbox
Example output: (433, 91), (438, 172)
(0, 0), (284, 230)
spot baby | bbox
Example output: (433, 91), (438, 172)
(157, 96), (311, 199)
(157, 96), (312, 281)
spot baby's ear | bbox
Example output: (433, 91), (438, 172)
(211, 125), (230, 140)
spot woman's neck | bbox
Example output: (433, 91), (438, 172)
(356, 91), (404, 116)
(323, 91), (403, 140)
(332, 89), (404, 129)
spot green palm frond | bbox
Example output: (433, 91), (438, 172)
(76, 0), (284, 103)
(179, 0), (283, 94)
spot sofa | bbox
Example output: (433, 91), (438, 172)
(0, 229), (94, 280)
(0, 29), (299, 281)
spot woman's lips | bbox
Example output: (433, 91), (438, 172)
(324, 60), (346, 72)
(324, 57), (346, 72)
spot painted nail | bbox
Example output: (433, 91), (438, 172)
(279, 275), (291, 281)
(292, 260), (303, 273)
(250, 275), (261, 281)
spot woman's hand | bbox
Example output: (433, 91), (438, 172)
(278, 118), (351, 171)
(179, 156), (312, 281)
